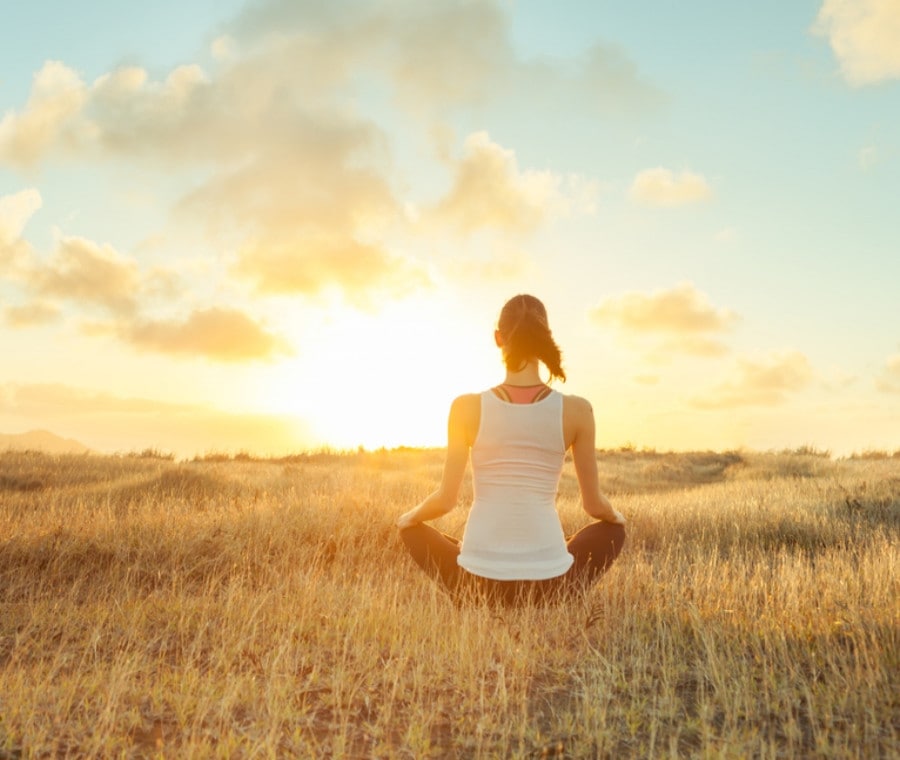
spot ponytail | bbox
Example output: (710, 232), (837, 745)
(497, 295), (566, 382)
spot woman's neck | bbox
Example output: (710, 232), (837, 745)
(503, 360), (544, 387)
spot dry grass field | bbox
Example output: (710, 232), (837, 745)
(1, 447), (897, 758)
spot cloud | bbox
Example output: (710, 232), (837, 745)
(235, 234), (429, 305)
(94, 56), (423, 301)
(590, 282), (737, 357)
(876, 354), (900, 393)
(0, 189), (42, 243)
(228, 0), (661, 116)
(0, 189), (41, 271)
(211, 35), (237, 62)
(590, 282), (738, 335)
(4, 301), (61, 327)
(88, 64), (223, 160)
(579, 43), (664, 113)
(2, 223), (288, 362)
(0, 61), (89, 168)
(813, 0), (900, 85)
(0, 54), (410, 302)
(430, 131), (598, 235)
(0, 3), (659, 168)
(122, 307), (290, 362)
(29, 235), (139, 316)
(629, 167), (712, 207)
(363, 2), (664, 121)
(0, 2), (660, 303)
(172, 120), (425, 301)
(373, 0), (514, 108)
(692, 351), (815, 409)
(504, 42), (665, 123)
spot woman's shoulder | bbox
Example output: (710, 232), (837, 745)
(559, 392), (593, 415)
(448, 393), (482, 419)
(559, 393), (595, 449)
(448, 393), (481, 446)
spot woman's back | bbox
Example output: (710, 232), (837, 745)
(457, 389), (573, 580)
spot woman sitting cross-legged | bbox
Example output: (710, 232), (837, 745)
(397, 294), (626, 607)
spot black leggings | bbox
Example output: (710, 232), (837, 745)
(400, 521), (625, 607)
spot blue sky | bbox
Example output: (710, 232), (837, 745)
(1, 0), (898, 456)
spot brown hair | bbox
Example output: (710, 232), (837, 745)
(497, 294), (566, 382)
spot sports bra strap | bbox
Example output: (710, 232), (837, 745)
(491, 384), (551, 404)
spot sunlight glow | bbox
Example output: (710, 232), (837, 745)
(259, 297), (500, 450)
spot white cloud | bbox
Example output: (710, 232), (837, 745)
(0, 189), (42, 243)
(590, 282), (737, 335)
(227, 1), (661, 116)
(234, 233), (430, 307)
(92, 66), (148, 98)
(88, 64), (217, 160)
(4, 301), (61, 327)
(692, 351), (815, 408)
(629, 167), (711, 207)
(430, 131), (599, 235)
(123, 307), (291, 362)
(814, 0), (900, 85)
(0, 189), (42, 274)
(3, 226), (288, 362)
(29, 235), (139, 316)
(375, 0), (513, 107)
(0, 2), (659, 304)
(590, 283), (737, 358)
(876, 354), (900, 392)
(211, 35), (237, 62)
(0, 61), (89, 167)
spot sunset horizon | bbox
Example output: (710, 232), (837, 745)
(2, 1), (899, 458)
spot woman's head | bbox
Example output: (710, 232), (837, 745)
(496, 294), (566, 382)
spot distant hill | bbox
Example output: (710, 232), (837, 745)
(0, 430), (92, 455)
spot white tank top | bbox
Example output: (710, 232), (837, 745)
(457, 389), (574, 580)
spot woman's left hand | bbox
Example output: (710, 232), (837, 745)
(396, 511), (419, 530)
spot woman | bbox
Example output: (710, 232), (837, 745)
(397, 294), (626, 606)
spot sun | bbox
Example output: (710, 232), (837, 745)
(260, 297), (500, 450)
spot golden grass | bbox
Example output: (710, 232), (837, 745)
(0, 448), (897, 758)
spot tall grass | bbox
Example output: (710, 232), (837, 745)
(1, 449), (897, 757)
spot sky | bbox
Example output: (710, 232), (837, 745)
(1, 0), (899, 457)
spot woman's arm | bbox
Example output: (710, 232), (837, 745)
(396, 394), (478, 529)
(566, 395), (626, 524)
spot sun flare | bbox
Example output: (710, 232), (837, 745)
(259, 298), (500, 450)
